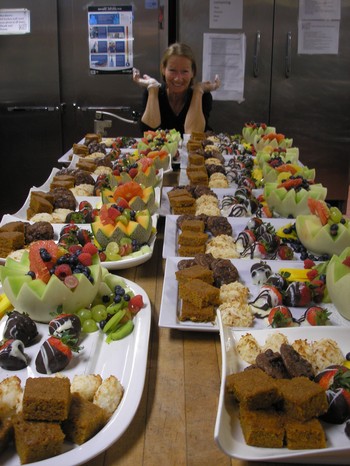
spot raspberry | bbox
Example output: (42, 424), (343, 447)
(69, 244), (83, 255)
(77, 252), (92, 266)
(304, 258), (315, 269)
(54, 264), (72, 280)
(82, 242), (98, 255)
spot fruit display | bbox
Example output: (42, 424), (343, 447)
(0, 240), (102, 322)
(326, 247), (350, 320)
(263, 178), (327, 217)
(241, 121), (276, 144)
(137, 128), (181, 161)
(296, 199), (350, 256)
(101, 180), (157, 214)
(91, 203), (153, 250)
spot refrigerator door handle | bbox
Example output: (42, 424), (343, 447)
(6, 106), (60, 112)
(253, 30), (261, 77)
(285, 31), (292, 78)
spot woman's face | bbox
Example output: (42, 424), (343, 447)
(163, 56), (194, 93)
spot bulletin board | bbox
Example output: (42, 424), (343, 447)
(88, 5), (133, 74)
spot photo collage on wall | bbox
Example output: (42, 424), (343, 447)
(88, 5), (133, 74)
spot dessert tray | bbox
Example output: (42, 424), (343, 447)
(0, 278), (151, 466)
(158, 187), (263, 217)
(0, 214), (159, 271)
(159, 257), (350, 332)
(162, 215), (295, 259)
(214, 319), (350, 464)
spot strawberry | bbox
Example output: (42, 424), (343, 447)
(315, 365), (346, 390)
(128, 294), (144, 314)
(284, 281), (312, 307)
(76, 229), (92, 246)
(128, 167), (138, 178)
(35, 334), (81, 374)
(268, 305), (293, 328)
(277, 244), (294, 260)
(79, 200), (92, 210)
(306, 269), (318, 281)
(0, 339), (28, 370)
(305, 306), (331, 325)
(49, 314), (81, 339)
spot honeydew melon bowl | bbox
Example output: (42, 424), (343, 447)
(263, 182), (327, 218)
(262, 164), (315, 184)
(296, 215), (350, 256)
(326, 247), (350, 320)
(242, 125), (276, 144)
(0, 253), (102, 323)
(253, 134), (293, 152)
(255, 147), (299, 167)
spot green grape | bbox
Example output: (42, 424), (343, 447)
(91, 304), (108, 322)
(105, 242), (121, 261)
(329, 206), (343, 224)
(82, 318), (99, 333)
(76, 308), (92, 322)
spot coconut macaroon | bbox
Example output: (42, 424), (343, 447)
(209, 172), (229, 188)
(93, 375), (124, 419)
(219, 281), (253, 328)
(51, 208), (73, 223)
(220, 282), (250, 305)
(0, 376), (23, 420)
(206, 234), (239, 259)
(261, 332), (289, 353)
(70, 183), (95, 197)
(94, 166), (113, 177)
(205, 157), (223, 166)
(236, 333), (261, 364)
(29, 212), (55, 223)
(195, 194), (221, 216)
(311, 338), (344, 373)
(71, 374), (103, 402)
(219, 302), (254, 328)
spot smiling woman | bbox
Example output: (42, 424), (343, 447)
(133, 42), (220, 135)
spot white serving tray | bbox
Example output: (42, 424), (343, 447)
(214, 320), (350, 464)
(0, 276), (151, 466)
(162, 215), (295, 259)
(159, 257), (349, 332)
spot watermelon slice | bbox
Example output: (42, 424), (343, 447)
(28, 240), (59, 284)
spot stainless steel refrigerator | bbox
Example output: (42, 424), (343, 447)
(0, 0), (168, 216)
(178, 0), (350, 204)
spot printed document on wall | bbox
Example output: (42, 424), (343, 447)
(202, 33), (246, 102)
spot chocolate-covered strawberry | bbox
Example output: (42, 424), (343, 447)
(284, 281), (312, 307)
(35, 334), (81, 374)
(3, 310), (38, 346)
(0, 339), (29, 370)
(49, 313), (81, 339)
(249, 285), (283, 311)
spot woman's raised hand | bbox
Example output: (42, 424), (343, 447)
(194, 74), (221, 93)
(133, 68), (161, 89)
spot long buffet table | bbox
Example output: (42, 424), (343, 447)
(78, 170), (338, 466)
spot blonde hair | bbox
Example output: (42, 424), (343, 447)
(160, 43), (197, 83)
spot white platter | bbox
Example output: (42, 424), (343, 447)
(214, 320), (350, 464)
(0, 277), (151, 466)
(158, 186), (263, 217)
(159, 256), (350, 332)
(0, 214), (159, 271)
(162, 215), (295, 259)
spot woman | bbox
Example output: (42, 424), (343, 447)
(133, 42), (220, 135)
